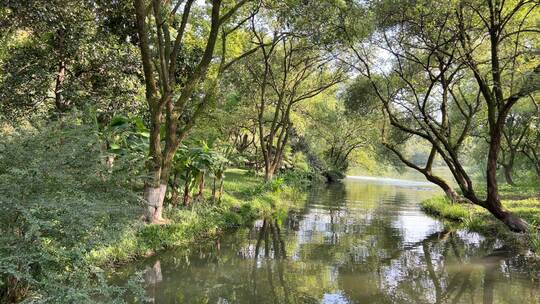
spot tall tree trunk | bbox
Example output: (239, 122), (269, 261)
(502, 164), (515, 186)
(483, 4), (530, 232)
(54, 59), (67, 111)
(263, 144), (273, 181)
(212, 177), (217, 202)
(144, 182), (167, 223)
(143, 105), (167, 223)
(501, 148), (516, 186)
(265, 166), (275, 181)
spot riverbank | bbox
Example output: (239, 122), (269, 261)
(421, 181), (540, 253)
(113, 173), (540, 303)
(89, 169), (309, 267)
(0, 119), (312, 303)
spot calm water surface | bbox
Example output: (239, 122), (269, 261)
(123, 176), (540, 303)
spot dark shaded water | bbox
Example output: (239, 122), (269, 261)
(121, 176), (540, 303)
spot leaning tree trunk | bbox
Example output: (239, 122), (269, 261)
(484, 197), (529, 232)
(425, 173), (461, 203)
(384, 143), (463, 204)
(485, 127), (528, 232)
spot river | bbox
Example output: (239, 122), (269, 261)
(120, 176), (540, 303)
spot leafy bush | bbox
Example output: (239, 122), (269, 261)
(0, 114), (144, 302)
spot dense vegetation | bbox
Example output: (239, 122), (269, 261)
(0, 0), (538, 302)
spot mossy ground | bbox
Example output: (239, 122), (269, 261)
(421, 181), (540, 253)
(88, 168), (308, 266)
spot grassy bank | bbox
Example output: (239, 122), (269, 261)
(88, 169), (308, 266)
(421, 183), (540, 253)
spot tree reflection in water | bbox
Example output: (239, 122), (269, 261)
(123, 180), (540, 303)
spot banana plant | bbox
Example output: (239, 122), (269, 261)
(210, 152), (230, 203)
(170, 141), (227, 207)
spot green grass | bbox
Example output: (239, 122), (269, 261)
(421, 197), (471, 221)
(421, 196), (540, 253)
(88, 168), (308, 266)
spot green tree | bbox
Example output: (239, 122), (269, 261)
(0, 0), (142, 119)
(132, 0), (261, 223)
(500, 96), (539, 185)
(246, 10), (346, 180)
(342, 0), (539, 231)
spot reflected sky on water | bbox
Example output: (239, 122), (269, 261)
(120, 176), (540, 303)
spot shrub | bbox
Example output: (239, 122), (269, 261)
(0, 114), (143, 302)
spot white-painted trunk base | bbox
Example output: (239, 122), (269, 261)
(144, 184), (168, 223)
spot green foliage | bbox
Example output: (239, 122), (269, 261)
(170, 141), (231, 201)
(1, 0), (538, 302)
(0, 0), (142, 120)
(0, 113), (143, 302)
(531, 233), (540, 254)
(289, 152), (309, 172)
(342, 77), (380, 116)
(0, 32), (53, 118)
(105, 116), (149, 154)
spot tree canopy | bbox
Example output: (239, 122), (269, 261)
(0, 0), (539, 302)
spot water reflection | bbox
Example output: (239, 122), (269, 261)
(144, 261), (163, 302)
(127, 177), (540, 303)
